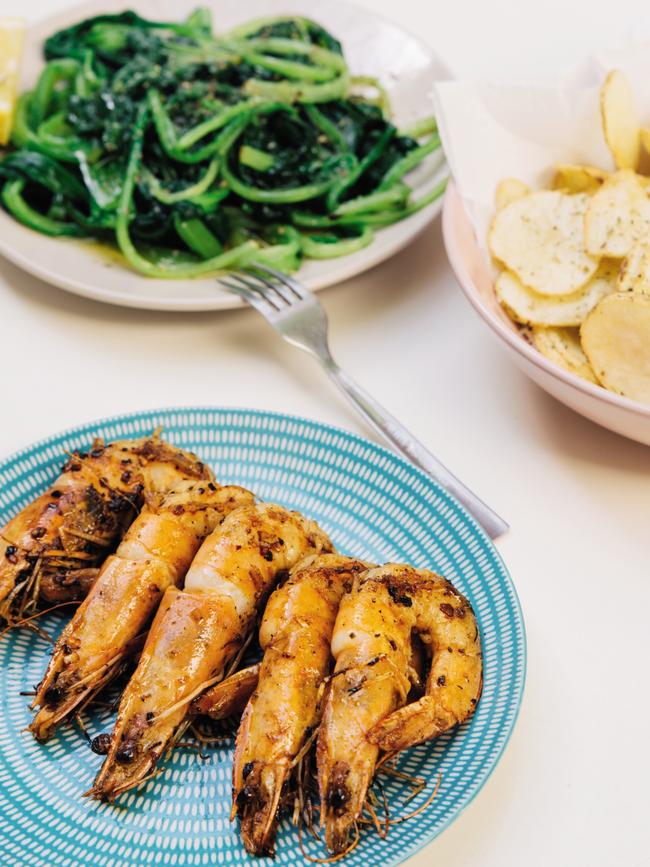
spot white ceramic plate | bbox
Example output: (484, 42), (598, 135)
(0, 0), (448, 311)
(443, 183), (650, 446)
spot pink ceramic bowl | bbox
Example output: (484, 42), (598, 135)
(442, 182), (650, 446)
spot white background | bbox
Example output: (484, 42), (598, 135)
(2, 2), (649, 866)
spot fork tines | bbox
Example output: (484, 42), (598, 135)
(218, 263), (308, 312)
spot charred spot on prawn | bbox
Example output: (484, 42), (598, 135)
(236, 783), (259, 809)
(387, 584), (412, 607)
(115, 743), (137, 764)
(326, 766), (351, 816)
(4, 545), (18, 563)
(258, 530), (287, 562)
(107, 492), (128, 513)
(235, 763), (267, 814)
(328, 784), (350, 812)
(90, 733), (112, 755)
(40, 567), (99, 604)
(43, 685), (64, 707)
(114, 714), (148, 764)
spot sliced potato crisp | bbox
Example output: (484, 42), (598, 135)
(552, 164), (608, 194)
(584, 170), (650, 257)
(581, 292), (650, 401)
(488, 70), (650, 404)
(617, 239), (650, 295)
(495, 265), (615, 327)
(489, 191), (600, 297)
(600, 69), (641, 170)
(495, 178), (530, 210)
(531, 326), (598, 383)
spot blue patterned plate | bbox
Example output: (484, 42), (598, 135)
(0, 408), (525, 866)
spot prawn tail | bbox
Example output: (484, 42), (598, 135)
(367, 695), (457, 753)
(192, 664), (260, 721)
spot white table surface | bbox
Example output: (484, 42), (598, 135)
(2, 2), (649, 866)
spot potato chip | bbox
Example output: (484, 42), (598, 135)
(600, 69), (641, 170)
(583, 169), (650, 257)
(495, 178), (530, 210)
(489, 191), (599, 297)
(552, 164), (608, 194)
(531, 326), (598, 383)
(495, 264), (616, 327)
(581, 292), (650, 401)
(617, 239), (650, 295)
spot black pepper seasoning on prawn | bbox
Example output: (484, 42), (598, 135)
(0, 437), (148, 627)
(318, 564), (482, 854)
(29, 481), (254, 741)
(90, 503), (333, 802)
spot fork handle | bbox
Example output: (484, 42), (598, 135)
(320, 361), (508, 539)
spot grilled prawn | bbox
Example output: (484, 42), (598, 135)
(230, 554), (369, 856)
(1, 438), (142, 625)
(318, 564), (482, 854)
(0, 434), (212, 625)
(29, 482), (254, 741)
(91, 503), (333, 801)
(366, 567), (482, 754)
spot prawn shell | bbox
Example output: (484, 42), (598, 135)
(91, 504), (333, 801)
(317, 573), (412, 854)
(0, 435), (213, 621)
(318, 564), (483, 853)
(30, 484), (255, 740)
(92, 586), (242, 801)
(232, 554), (368, 855)
(366, 567), (482, 753)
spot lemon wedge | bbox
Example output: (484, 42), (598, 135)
(0, 17), (26, 146)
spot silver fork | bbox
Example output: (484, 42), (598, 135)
(219, 264), (508, 539)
